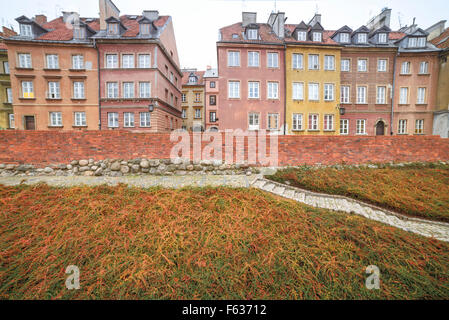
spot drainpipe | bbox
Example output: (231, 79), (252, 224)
(94, 38), (102, 130)
(283, 44), (287, 135)
(390, 51), (398, 135)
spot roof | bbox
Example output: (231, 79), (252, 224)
(389, 32), (406, 40)
(431, 27), (449, 49)
(219, 22), (284, 44)
(285, 24), (338, 45)
(37, 17), (100, 41)
(93, 15), (170, 39)
(204, 68), (218, 78)
(182, 70), (205, 86)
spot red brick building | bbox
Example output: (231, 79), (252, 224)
(204, 67), (219, 131)
(94, 0), (182, 132)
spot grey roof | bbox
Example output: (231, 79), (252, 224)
(204, 68), (218, 78)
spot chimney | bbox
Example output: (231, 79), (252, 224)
(366, 8), (391, 30)
(34, 15), (47, 25)
(62, 12), (79, 24)
(242, 12), (257, 27)
(99, 0), (120, 30)
(308, 13), (321, 26)
(268, 12), (285, 39)
(143, 10), (159, 21)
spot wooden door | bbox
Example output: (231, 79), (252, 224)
(376, 121), (385, 136)
(25, 116), (35, 130)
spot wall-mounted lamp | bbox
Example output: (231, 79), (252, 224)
(148, 104), (155, 113)
(339, 107), (346, 116)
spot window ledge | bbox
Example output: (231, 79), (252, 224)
(46, 98), (62, 101)
(69, 69), (86, 72)
(43, 68), (61, 71)
(291, 129), (305, 132)
(48, 126), (64, 128)
(400, 73), (412, 76)
(292, 99), (304, 102)
(324, 130), (336, 132)
(72, 125), (88, 128)
(416, 104), (428, 106)
(71, 98), (87, 101)
(398, 104), (410, 106)
(356, 133), (368, 135)
(397, 133), (409, 135)
(18, 97), (36, 100)
(307, 130), (320, 132)
(418, 73), (430, 76)
(16, 67), (34, 71)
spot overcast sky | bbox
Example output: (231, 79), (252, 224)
(1, 0), (448, 70)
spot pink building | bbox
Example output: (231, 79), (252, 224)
(217, 12), (285, 132)
(204, 67), (219, 131)
(94, 0), (182, 132)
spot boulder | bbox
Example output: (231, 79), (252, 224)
(120, 166), (130, 174)
(140, 160), (150, 168)
(110, 162), (121, 171)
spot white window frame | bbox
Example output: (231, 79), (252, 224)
(6, 88), (13, 103)
(358, 33), (367, 43)
(292, 113), (303, 131)
(340, 33), (349, 43)
(417, 87), (426, 104)
(378, 33), (387, 43)
(20, 24), (32, 36)
(341, 59), (350, 72)
(357, 86), (367, 104)
(74, 112), (86, 127)
(18, 53), (32, 68)
(46, 54), (59, 69)
(140, 112), (151, 127)
(308, 83), (319, 101)
(308, 54), (319, 70)
(341, 85), (350, 104)
(9, 113), (15, 129)
(399, 87), (409, 104)
(308, 114), (319, 131)
(182, 109), (187, 119)
(419, 61), (429, 74)
(340, 119), (349, 135)
(401, 61), (411, 74)
(248, 81), (260, 99)
(324, 83), (335, 101)
(124, 112), (135, 127)
(267, 82), (279, 99)
(106, 54), (118, 68)
(324, 55), (335, 70)
(267, 113), (279, 130)
(108, 112), (119, 128)
(356, 119), (366, 135)
(357, 59), (367, 72)
(247, 29), (258, 40)
(248, 51), (260, 67)
(292, 82), (304, 100)
(312, 32), (322, 42)
(292, 53), (303, 70)
(138, 54), (151, 68)
(21, 81), (34, 98)
(48, 81), (61, 99)
(194, 108), (202, 119)
(50, 112), (62, 127)
(297, 31), (307, 41)
(415, 119), (424, 134)
(267, 52), (279, 68)
(398, 119), (407, 134)
(3, 61), (9, 74)
(324, 114), (334, 131)
(72, 55), (84, 69)
(73, 81), (85, 99)
(107, 82), (118, 99)
(417, 37), (426, 47)
(376, 86), (386, 104)
(228, 81), (240, 98)
(123, 82), (134, 99)
(227, 51), (240, 67)
(377, 59), (387, 72)
(248, 112), (260, 131)
(122, 54), (135, 69)
(139, 82), (151, 98)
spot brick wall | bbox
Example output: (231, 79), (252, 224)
(0, 131), (448, 166)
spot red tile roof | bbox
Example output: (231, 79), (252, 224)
(389, 32), (406, 40)
(37, 17), (100, 41)
(182, 70), (205, 86)
(284, 25), (338, 45)
(219, 22), (284, 44)
(120, 15), (169, 37)
(431, 27), (449, 49)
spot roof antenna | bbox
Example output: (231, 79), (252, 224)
(398, 12), (403, 28)
(274, 0), (277, 12)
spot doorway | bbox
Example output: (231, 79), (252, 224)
(376, 121), (385, 136)
(24, 116), (36, 130)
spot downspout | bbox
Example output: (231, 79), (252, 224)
(94, 38), (101, 130)
(283, 44), (287, 135)
(390, 50), (398, 135)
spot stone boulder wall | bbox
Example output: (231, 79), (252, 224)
(0, 159), (260, 177)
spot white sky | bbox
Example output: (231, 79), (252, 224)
(1, 0), (448, 70)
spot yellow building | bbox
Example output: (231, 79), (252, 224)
(0, 40), (13, 129)
(181, 69), (205, 131)
(285, 21), (342, 135)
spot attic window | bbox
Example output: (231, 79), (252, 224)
(297, 31), (306, 41)
(340, 33), (349, 43)
(20, 24), (32, 37)
(312, 32), (322, 42)
(107, 23), (119, 35)
(417, 37), (426, 47)
(73, 27), (86, 39)
(247, 29), (258, 40)
(189, 75), (197, 84)
(358, 33), (367, 43)
(140, 23), (150, 35)
(232, 34), (239, 39)
(378, 33), (387, 43)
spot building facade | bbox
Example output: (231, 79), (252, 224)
(5, 14), (100, 131)
(217, 12), (285, 133)
(0, 36), (13, 129)
(181, 69), (205, 131)
(204, 67), (219, 131)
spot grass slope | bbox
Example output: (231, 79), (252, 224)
(0, 184), (448, 299)
(267, 164), (449, 223)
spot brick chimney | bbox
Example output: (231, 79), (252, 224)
(34, 15), (47, 25)
(143, 10), (159, 21)
(99, 0), (120, 30)
(242, 12), (257, 27)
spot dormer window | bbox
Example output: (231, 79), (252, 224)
(312, 32), (322, 42)
(358, 33), (367, 43)
(73, 27), (86, 39)
(408, 37), (417, 47)
(340, 33), (349, 43)
(189, 75), (197, 84)
(417, 37), (426, 47)
(378, 33), (387, 43)
(297, 31), (306, 41)
(20, 24), (32, 37)
(108, 23), (119, 35)
(232, 33), (239, 39)
(247, 29), (258, 40)
(140, 23), (150, 35)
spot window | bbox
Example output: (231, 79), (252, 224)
(72, 55), (84, 69)
(401, 61), (410, 74)
(73, 82), (85, 99)
(124, 112), (135, 127)
(248, 51), (260, 67)
(139, 82), (151, 98)
(227, 51), (240, 67)
(3, 61), (9, 74)
(292, 53), (303, 70)
(138, 54), (151, 68)
(324, 84), (334, 101)
(377, 86), (386, 104)
(140, 23), (151, 35)
(399, 87), (408, 104)
(6, 88), (12, 103)
(419, 61), (428, 74)
(228, 81), (240, 98)
(122, 54), (134, 68)
(378, 33), (387, 43)
(297, 31), (306, 41)
(415, 119), (424, 134)
(324, 55), (335, 70)
(357, 86), (367, 104)
(358, 33), (367, 43)
(341, 59), (350, 72)
(308, 114), (319, 131)
(340, 119), (349, 135)
(108, 112), (119, 128)
(340, 33), (349, 43)
(210, 95), (216, 105)
(308, 83), (319, 101)
(358, 59), (367, 72)
(292, 113), (303, 131)
(106, 54), (118, 68)
(340, 86), (350, 104)
(9, 113), (15, 129)
(182, 109), (187, 119)
(247, 29), (258, 40)
(20, 24), (32, 36)
(308, 54), (319, 70)
(48, 82), (61, 99)
(189, 75), (197, 84)
(107, 82), (118, 99)
(378, 59), (387, 72)
(324, 114), (334, 131)
(195, 93), (201, 102)
(137, 112), (150, 128)
(194, 109), (201, 119)
(210, 81), (216, 88)
(267, 52), (279, 68)
(312, 32), (322, 42)
(417, 37), (426, 47)
(50, 112), (62, 127)
(108, 23), (119, 35)
(21, 81), (34, 98)
(170, 72), (174, 83)
(74, 112), (86, 126)
(356, 119), (366, 134)
(417, 87), (426, 104)
(268, 113), (279, 130)
(46, 54), (59, 69)
(18, 53), (32, 68)
(292, 82), (304, 100)
(123, 82), (134, 99)
(181, 93), (186, 102)
(73, 27), (86, 39)
(248, 81), (260, 99)
(210, 112), (217, 123)
(267, 82), (279, 99)
(248, 113), (260, 130)
(398, 119), (407, 134)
